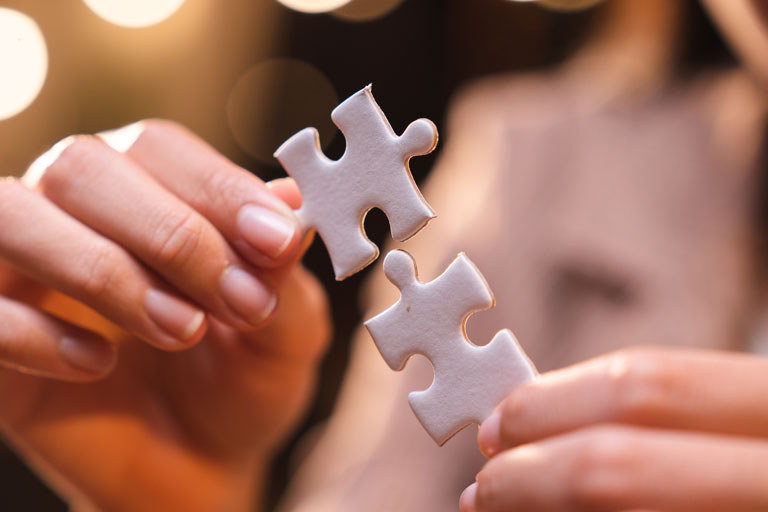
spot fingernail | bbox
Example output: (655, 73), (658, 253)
(459, 483), (477, 512)
(144, 289), (206, 343)
(59, 336), (115, 374)
(237, 205), (297, 259)
(478, 412), (502, 457)
(219, 266), (277, 324)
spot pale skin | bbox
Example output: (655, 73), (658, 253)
(0, 120), (330, 511)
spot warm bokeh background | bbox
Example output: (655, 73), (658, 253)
(0, 0), (732, 509)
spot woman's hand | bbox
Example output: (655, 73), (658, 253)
(460, 346), (768, 512)
(0, 120), (330, 511)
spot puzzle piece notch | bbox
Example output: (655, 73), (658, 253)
(410, 328), (535, 445)
(365, 250), (537, 445)
(274, 85), (437, 280)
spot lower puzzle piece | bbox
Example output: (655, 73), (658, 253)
(365, 250), (537, 445)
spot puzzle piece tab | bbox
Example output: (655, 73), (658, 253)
(274, 85), (437, 280)
(365, 250), (537, 445)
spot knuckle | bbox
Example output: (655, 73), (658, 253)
(568, 426), (636, 509)
(195, 164), (243, 207)
(0, 178), (26, 210)
(147, 210), (206, 270)
(138, 119), (196, 151)
(59, 134), (104, 162)
(34, 135), (103, 194)
(78, 242), (122, 298)
(140, 118), (188, 137)
(604, 347), (674, 423)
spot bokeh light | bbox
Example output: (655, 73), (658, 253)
(277, 0), (352, 14)
(82, 0), (186, 28)
(227, 59), (338, 165)
(332, 0), (406, 22)
(0, 8), (48, 121)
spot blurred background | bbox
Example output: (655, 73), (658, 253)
(0, 0), (743, 509)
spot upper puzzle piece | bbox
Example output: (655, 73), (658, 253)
(365, 250), (537, 445)
(274, 85), (437, 280)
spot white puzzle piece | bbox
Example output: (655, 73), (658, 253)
(365, 250), (537, 445)
(274, 85), (437, 280)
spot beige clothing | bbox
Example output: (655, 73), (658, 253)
(280, 70), (767, 511)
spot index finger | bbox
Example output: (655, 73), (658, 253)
(99, 120), (303, 269)
(478, 346), (768, 457)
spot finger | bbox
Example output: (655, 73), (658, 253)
(466, 426), (768, 512)
(266, 177), (302, 210)
(172, 265), (331, 451)
(0, 178), (206, 349)
(99, 120), (303, 269)
(25, 136), (276, 328)
(267, 178), (316, 265)
(478, 346), (768, 457)
(0, 295), (115, 381)
(245, 265), (330, 361)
